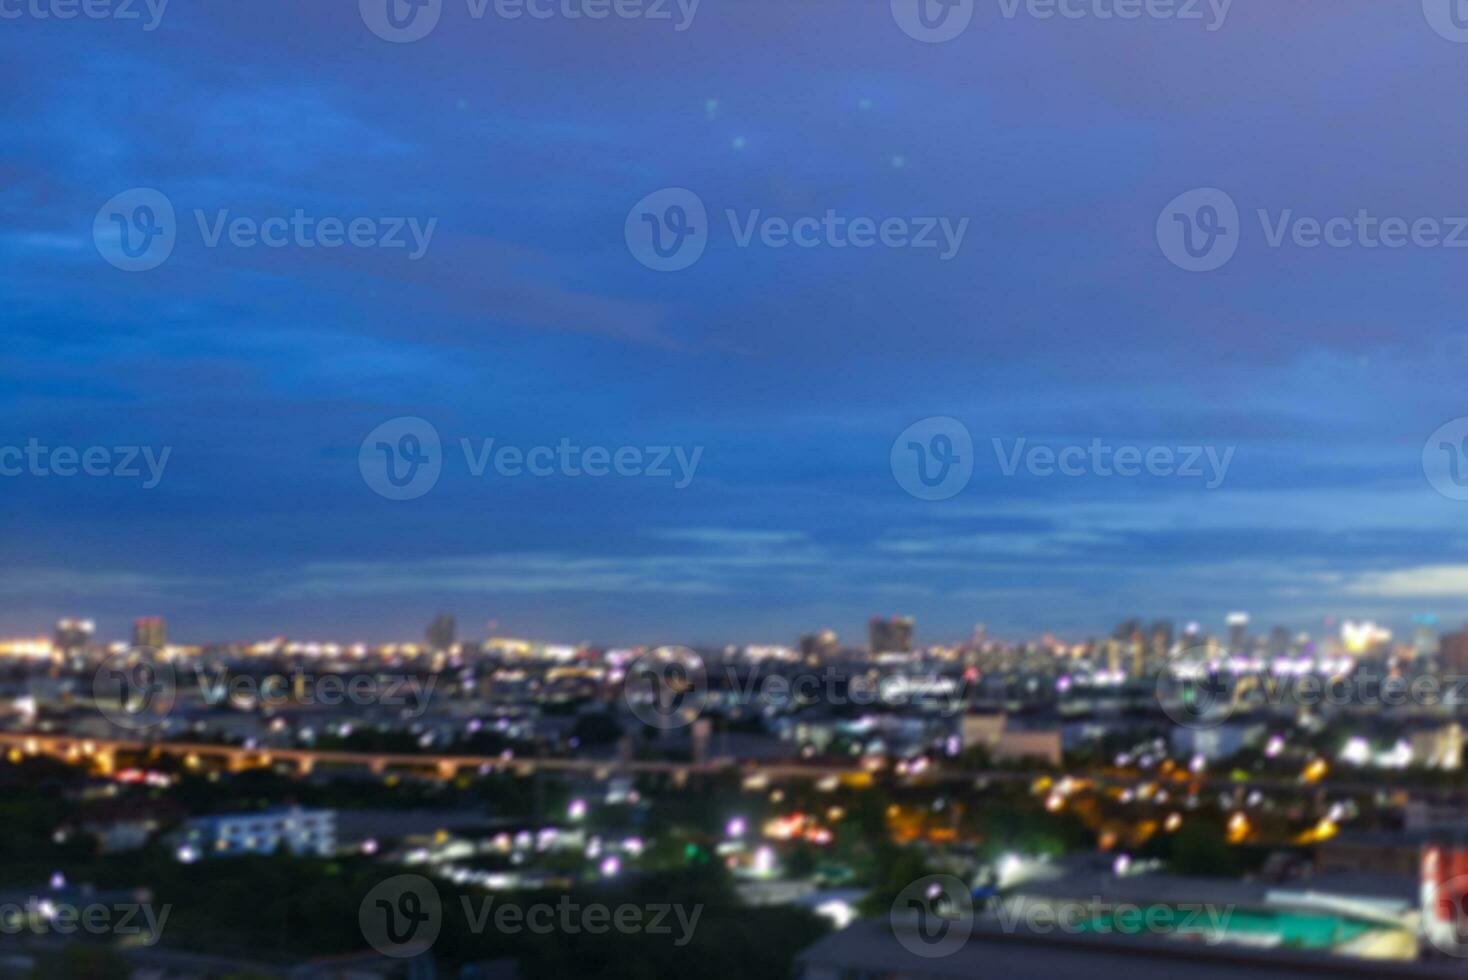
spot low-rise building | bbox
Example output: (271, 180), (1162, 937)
(174, 806), (335, 861)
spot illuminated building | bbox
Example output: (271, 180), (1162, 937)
(1226, 612), (1250, 654)
(53, 618), (95, 654)
(867, 616), (913, 656)
(174, 807), (335, 861)
(132, 616), (166, 650)
(798, 630), (839, 662)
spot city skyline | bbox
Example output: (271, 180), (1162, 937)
(8, 6), (1468, 640)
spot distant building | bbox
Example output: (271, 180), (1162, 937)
(53, 618), (94, 654)
(868, 616), (913, 656)
(798, 630), (839, 661)
(1412, 724), (1464, 771)
(960, 713), (1063, 765)
(1441, 628), (1468, 678)
(1226, 612), (1250, 654)
(1147, 620), (1173, 665)
(133, 616), (166, 650)
(426, 612), (456, 652)
(1170, 721), (1265, 762)
(174, 807), (335, 861)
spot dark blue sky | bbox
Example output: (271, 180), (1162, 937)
(5, 1), (1468, 646)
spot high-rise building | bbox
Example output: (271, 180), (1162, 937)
(54, 618), (95, 654)
(133, 616), (166, 650)
(1413, 616), (1441, 661)
(798, 630), (839, 661)
(1147, 620), (1174, 666)
(426, 612), (456, 652)
(1268, 626), (1292, 659)
(1440, 628), (1468, 677)
(868, 616), (913, 656)
(1226, 612), (1250, 654)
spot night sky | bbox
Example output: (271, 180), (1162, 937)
(5, 1), (1468, 646)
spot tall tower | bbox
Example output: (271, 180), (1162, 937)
(426, 612), (457, 652)
(132, 617), (166, 650)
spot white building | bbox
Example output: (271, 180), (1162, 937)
(175, 807), (335, 861)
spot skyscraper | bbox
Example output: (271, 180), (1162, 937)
(1440, 628), (1468, 677)
(798, 630), (839, 661)
(54, 618), (95, 654)
(133, 616), (166, 650)
(868, 616), (913, 656)
(1226, 612), (1250, 654)
(1148, 620), (1174, 665)
(426, 612), (457, 652)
